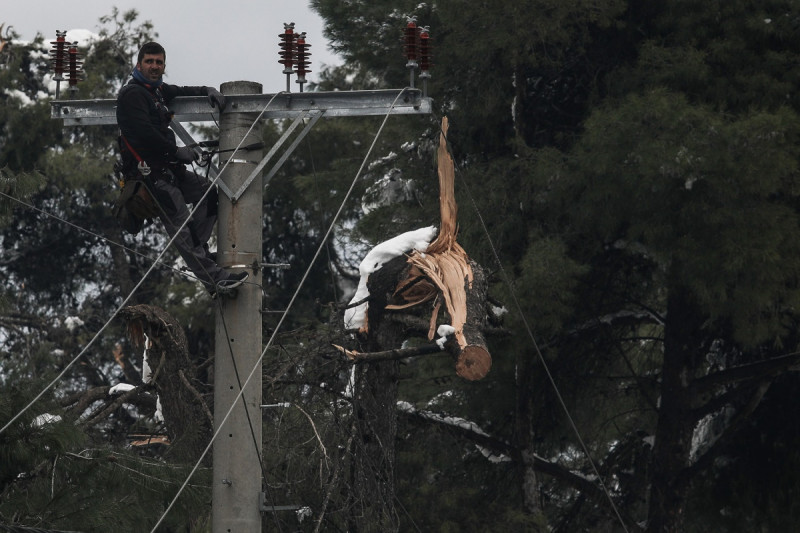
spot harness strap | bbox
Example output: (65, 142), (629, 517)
(120, 133), (153, 177)
(120, 134), (143, 162)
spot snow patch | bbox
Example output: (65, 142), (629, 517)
(396, 401), (511, 463)
(344, 226), (437, 330)
(109, 383), (136, 395)
(142, 333), (152, 383)
(32, 413), (62, 427)
(64, 316), (84, 331)
(491, 305), (508, 318)
(154, 396), (164, 423)
(435, 324), (455, 349)
(297, 506), (313, 523)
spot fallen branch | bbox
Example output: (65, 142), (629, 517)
(332, 342), (445, 363)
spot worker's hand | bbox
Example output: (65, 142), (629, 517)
(175, 146), (199, 163)
(207, 87), (227, 111)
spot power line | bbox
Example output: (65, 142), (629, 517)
(0, 94), (281, 436)
(0, 189), (203, 283)
(150, 88), (410, 532)
(437, 118), (631, 533)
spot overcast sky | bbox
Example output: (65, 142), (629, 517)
(3, 0), (342, 94)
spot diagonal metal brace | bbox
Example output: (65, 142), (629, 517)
(229, 109), (324, 202)
(170, 121), (235, 198)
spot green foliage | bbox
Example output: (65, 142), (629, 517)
(0, 384), (211, 532)
(3, 0), (800, 530)
(561, 89), (800, 345)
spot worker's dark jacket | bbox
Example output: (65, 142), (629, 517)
(116, 78), (208, 171)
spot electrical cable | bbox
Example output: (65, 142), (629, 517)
(149, 88), (410, 532)
(434, 118), (631, 533)
(0, 189), (206, 284)
(214, 304), (285, 533)
(0, 93), (282, 436)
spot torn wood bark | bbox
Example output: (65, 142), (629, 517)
(345, 117), (492, 379)
(397, 117), (492, 380)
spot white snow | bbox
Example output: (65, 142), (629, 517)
(491, 305), (508, 318)
(367, 151), (398, 171)
(435, 324), (455, 349)
(296, 506), (313, 523)
(64, 316), (84, 331)
(396, 401), (511, 463)
(361, 169), (417, 214)
(154, 396), (164, 423)
(344, 226), (438, 330)
(32, 413), (62, 427)
(141, 333), (152, 383)
(109, 383), (136, 395)
(436, 324), (455, 337)
(344, 365), (356, 398)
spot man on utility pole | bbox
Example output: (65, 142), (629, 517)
(116, 42), (248, 297)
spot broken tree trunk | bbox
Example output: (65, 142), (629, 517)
(395, 117), (492, 380)
(118, 304), (213, 463)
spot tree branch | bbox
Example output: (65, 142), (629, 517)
(332, 342), (446, 363)
(689, 351), (800, 396)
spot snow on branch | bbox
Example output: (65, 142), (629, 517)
(344, 226), (438, 331)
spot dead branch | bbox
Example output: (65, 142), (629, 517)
(332, 342), (445, 363)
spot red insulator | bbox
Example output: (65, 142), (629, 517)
(66, 42), (83, 87)
(418, 28), (432, 72)
(404, 18), (419, 63)
(49, 30), (68, 79)
(295, 32), (311, 91)
(278, 22), (296, 74)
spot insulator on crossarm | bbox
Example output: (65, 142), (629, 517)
(278, 22), (296, 73)
(278, 22), (296, 92)
(418, 28), (432, 73)
(66, 42), (84, 96)
(404, 17), (420, 88)
(418, 27), (432, 97)
(50, 30), (68, 99)
(295, 32), (311, 93)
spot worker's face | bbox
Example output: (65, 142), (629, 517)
(136, 53), (165, 82)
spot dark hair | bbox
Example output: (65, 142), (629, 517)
(137, 42), (166, 63)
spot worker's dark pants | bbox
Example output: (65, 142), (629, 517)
(150, 166), (227, 288)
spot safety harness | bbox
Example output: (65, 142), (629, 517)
(113, 83), (172, 232)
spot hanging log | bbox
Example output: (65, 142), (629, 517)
(392, 117), (492, 380)
(344, 117), (492, 379)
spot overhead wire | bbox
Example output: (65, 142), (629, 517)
(0, 189), (206, 284)
(0, 90), (631, 530)
(0, 94), (281, 436)
(149, 88), (411, 532)
(434, 117), (630, 532)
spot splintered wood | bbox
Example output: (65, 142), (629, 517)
(399, 117), (492, 380)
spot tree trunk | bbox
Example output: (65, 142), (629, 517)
(646, 284), (701, 532)
(119, 304), (213, 464)
(346, 256), (406, 532)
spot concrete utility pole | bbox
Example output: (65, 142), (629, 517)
(212, 81), (264, 532)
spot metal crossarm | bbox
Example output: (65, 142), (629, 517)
(50, 88), (432, 126)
